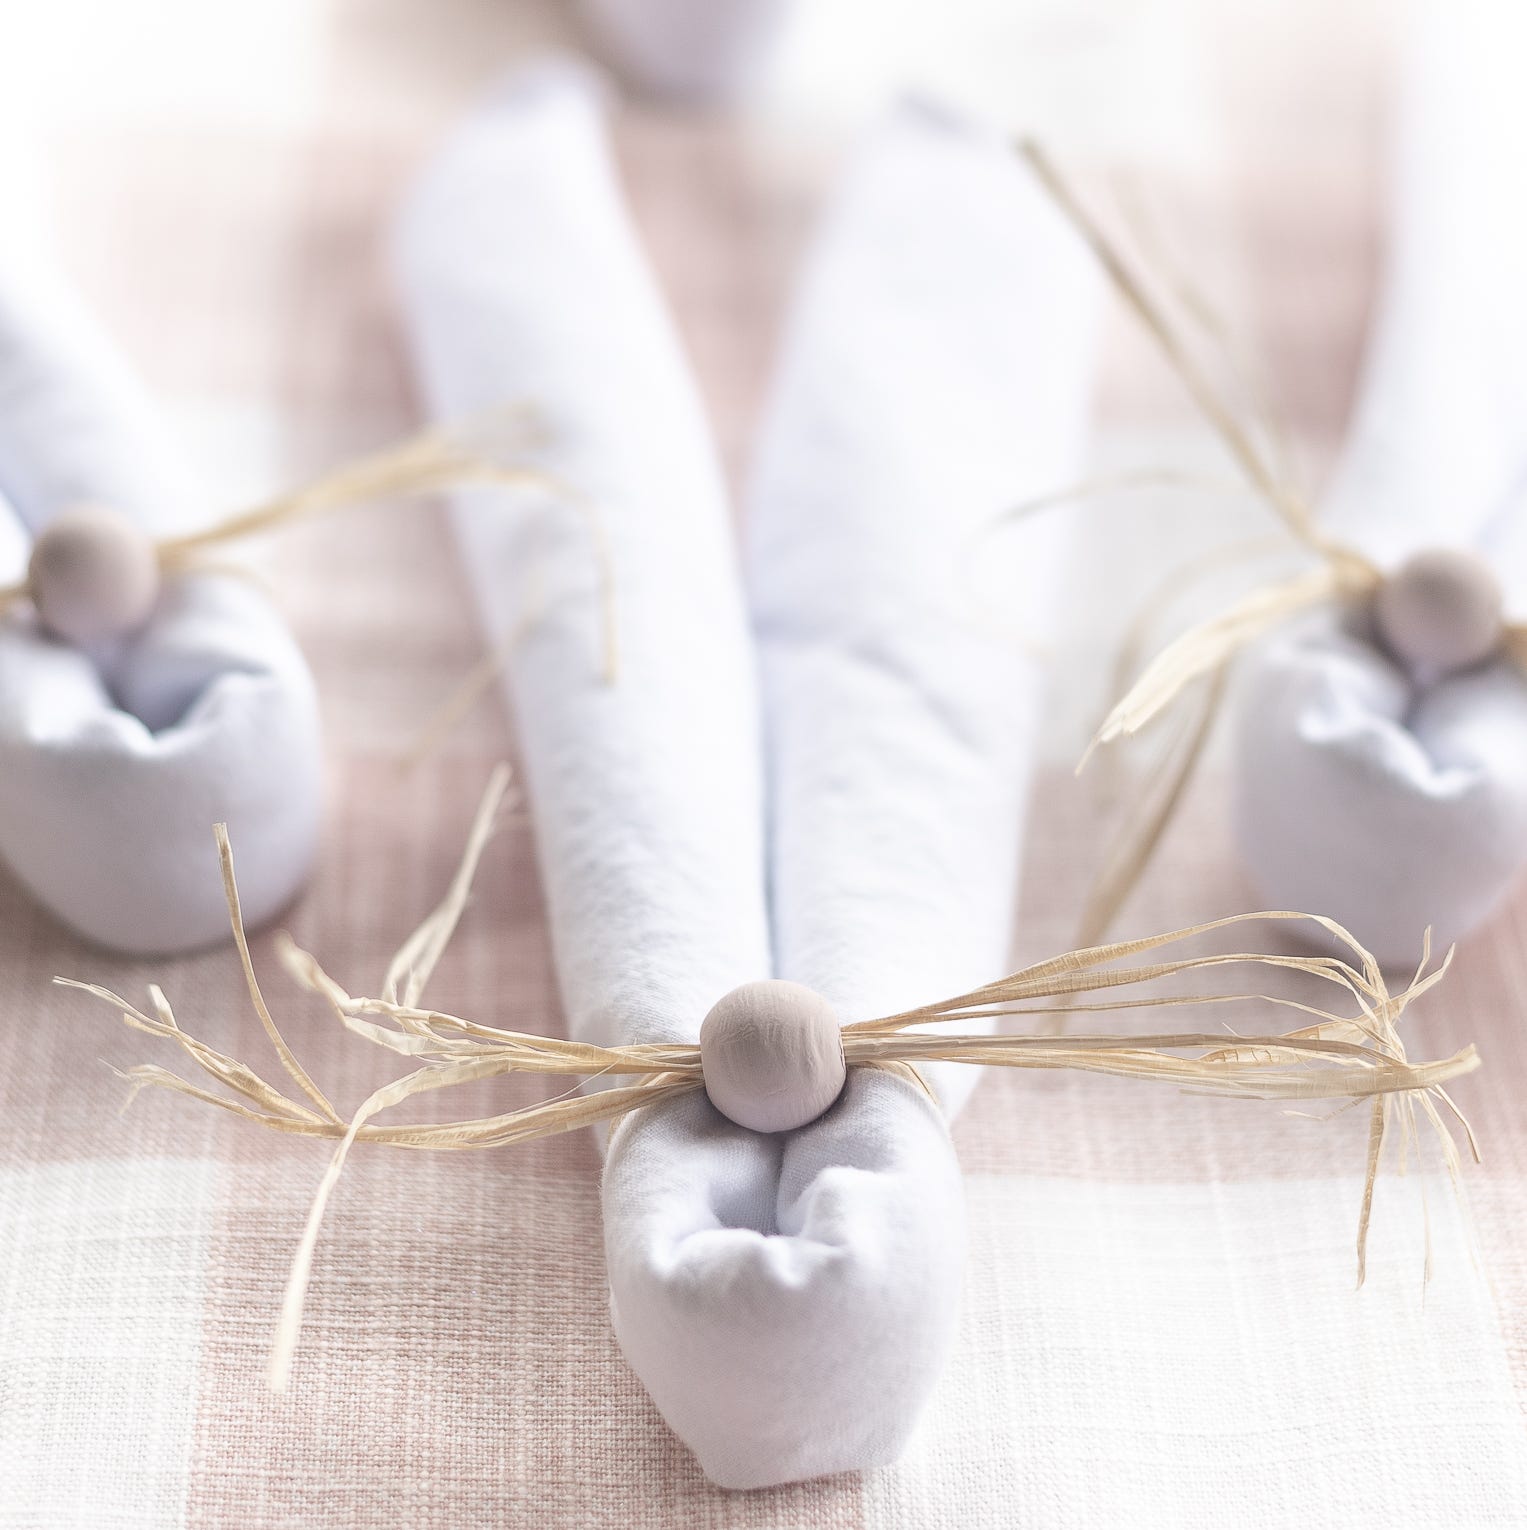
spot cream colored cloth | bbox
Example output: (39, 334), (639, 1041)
(394, 63), (1097, 1486)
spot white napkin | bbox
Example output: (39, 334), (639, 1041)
(394, 64), (1097, 1488)
(576, 0), (791, 101)
(0, 248), (322, 954)
(1232, 0), (1527, 966)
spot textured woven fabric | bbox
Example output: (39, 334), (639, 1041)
(5, 0), (1527, 1524)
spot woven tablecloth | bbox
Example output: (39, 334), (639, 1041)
(4, 1), (1527, 1524)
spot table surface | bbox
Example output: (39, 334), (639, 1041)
(4, 2), (1527, 1525)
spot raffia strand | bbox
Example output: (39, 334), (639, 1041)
(1012, 141), (1527, 950)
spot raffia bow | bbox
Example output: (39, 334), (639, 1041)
(62, 768), (1480, 1391)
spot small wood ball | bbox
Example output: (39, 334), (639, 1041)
(699, 979), (846, 1134)
(28, 506), (160, 645)
(1374, 547), (1505, 676)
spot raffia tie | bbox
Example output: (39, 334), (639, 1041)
(1011, 142), (1527, 944)
(60, 767), (1480, 1391)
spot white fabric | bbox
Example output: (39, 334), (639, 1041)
(724, 97), (1096, 1479)
(394, 64), (1097, 1488)
(0, 251), (321, 954)
(394, 59), (770, 1060)
(393, 60), (773, 1484)
(1235, 609), (1527, 966)
(1232, 0), (1527, 965)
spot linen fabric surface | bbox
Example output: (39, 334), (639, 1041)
(393, 63), (1097, 1488)
(1232, 0), (1527, 966)
(0, 247), (322, 955)
(9, 0), (1527, 1524)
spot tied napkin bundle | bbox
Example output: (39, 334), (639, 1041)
(1069, 1), (1527, 966)
(61, 58), (1483, 1495)
(390, 62), (1093, 1484)
(0, 242), (323, 954)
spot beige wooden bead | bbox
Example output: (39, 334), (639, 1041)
(28, 506), (160, 645)
(1374, 547), (1504, 675)
(699, 979), (846, 1134)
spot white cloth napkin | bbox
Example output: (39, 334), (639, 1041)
(0, 248), (322, 954)
(392, 61), (776, 1486)
(1232, 0), (1527, 966)
(730, 97), (1097, 1480)
(394, 62), (1097, 1488)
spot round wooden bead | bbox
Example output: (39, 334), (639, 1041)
(1374, 547), (1504, 675)
(28, 506), (160, 645)
(699, 979), (846, 1134)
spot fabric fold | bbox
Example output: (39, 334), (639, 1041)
(0, 249), (321, 954)
(1231, 0), (1527, 964)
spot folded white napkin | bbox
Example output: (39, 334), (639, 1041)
(394, 62), (1096, 1488)
(0, 249), (322, 953)
(1232, 0), (1527, 966)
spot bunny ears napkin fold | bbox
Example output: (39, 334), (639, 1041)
(65, 57), (1482, 1494)
(1230, 0), (1527, 966)
(0, 246), (322, 954)
(392, 62), (1100, 1486)
(393, 64), (779, 1485)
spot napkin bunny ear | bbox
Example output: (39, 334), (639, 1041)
(0, 247), (322, 954)
(1230, 2), (1527, 965)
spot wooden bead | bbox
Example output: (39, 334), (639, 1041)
(28, 506), (160, 645)
(1374, 547), (1504, 675)
(699, 980), (846, 1134)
